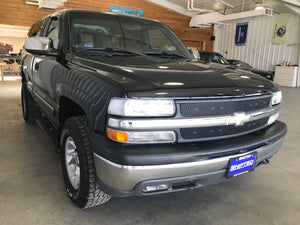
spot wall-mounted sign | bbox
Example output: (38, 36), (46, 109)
(109, 5), (143, 17)
(235, 22), (248, 46)
(272, 15), (290, 45)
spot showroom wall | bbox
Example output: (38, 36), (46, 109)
(214, 13), (300, 72)
(0, 37), (25, 54)
(0, 0), (214, 50)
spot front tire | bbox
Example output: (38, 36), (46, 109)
(60, 116), (111, 208)
(21, 83), (36, 124)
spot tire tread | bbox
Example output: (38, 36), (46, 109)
(63, 116), (111, 208)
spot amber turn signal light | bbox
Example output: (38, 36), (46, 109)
(106, 128), (128, 143)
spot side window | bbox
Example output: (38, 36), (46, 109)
(46, 19), (59, 49)
(27, 20), (45, 37)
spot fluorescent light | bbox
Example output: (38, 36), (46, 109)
(163, 82), (184, 86)
(255, 4), (264, 10)
(26, 1), (39, 5)
(220, 0), (235, 8)
(158, 66), (169, 69)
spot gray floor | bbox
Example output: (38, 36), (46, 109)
(0, 80), (299, 225)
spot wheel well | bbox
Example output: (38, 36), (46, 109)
(20, 71), (26, 84)
(59, 97), (86, 126)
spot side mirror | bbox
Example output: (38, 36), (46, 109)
(189, 49), (200, 60)
(25, 36), (57, 56)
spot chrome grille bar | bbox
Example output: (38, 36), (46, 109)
(108, 105), (280, 130)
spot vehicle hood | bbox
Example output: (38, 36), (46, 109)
(72, 55), (279, 98)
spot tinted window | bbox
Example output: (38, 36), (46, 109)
(71, 15), (124, 50)
(199, 52), (229, 65)
(239, 61), (252, 69)
(119, 17), (189, 55)
(46, 19), (59, 49)
(69, 12), (190, 58)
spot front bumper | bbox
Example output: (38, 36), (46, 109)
(92, 121), (286, 196)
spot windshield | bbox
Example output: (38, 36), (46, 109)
(239, 61), (252, 69)
(228, 60), (252, 69)
(199, 52), (229, 65)
(69, 11), (191, 58)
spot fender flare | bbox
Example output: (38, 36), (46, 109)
(54, 66), (124, 133)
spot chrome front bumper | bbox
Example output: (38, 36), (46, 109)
(94, 136), (285, 192)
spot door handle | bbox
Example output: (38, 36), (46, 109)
(34, 62), (40, 71)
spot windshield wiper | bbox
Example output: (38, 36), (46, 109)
(77, 47), (145, 56)
(144, 51), (188, 59)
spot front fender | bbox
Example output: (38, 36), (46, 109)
(54, 66), (124, 133)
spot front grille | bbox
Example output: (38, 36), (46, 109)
(180, 95), (271, 117)
(180, 117), (269, 140)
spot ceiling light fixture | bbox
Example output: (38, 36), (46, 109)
(219, 0), (235, 8)
(255, 4), (264, 11)
(26, 0), (67, 10)
(187, 0), (213, 13)
(26, 1), (39, 5)
(190, 8), (273, 27)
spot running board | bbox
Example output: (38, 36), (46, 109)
(36, 117), (59, 153)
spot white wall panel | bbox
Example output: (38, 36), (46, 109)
(214, 14), (300, 72)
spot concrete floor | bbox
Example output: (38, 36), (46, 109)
(0, 80), (299, 225)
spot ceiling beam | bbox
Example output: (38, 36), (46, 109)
(280, 0), (300, 14)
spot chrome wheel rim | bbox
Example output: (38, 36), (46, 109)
(65, 137), (80, 190)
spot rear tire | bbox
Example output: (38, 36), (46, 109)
(60, 116), (111, 208)
(21, 83), (36, 124)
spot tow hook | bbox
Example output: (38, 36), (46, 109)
(260, 159), (270, 165)
(263, 159), (270, 164)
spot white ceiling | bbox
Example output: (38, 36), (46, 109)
(157, 0), (294, 15)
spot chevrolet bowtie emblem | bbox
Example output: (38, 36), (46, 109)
(230, 112), (251, 126)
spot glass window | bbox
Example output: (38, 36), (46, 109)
(239, 61), (252, 69)
(215, 53), (229, 65)
(46, 19), (59, 49)
(147, 29), (176, 52)
(69, 12), (190, 58)
(71, 16), (124, 50)
(46, 20), (58, 39)
(199, 52), (229, 65)
(27, 20), (45, 37)
(119, 17), (189, 56)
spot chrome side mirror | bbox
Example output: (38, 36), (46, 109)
(24, 37), (58, 56)
(25, 37), (50, 52)
(189, 49), (200, 60)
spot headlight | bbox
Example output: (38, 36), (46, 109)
(108, 98), (175, 117)
(271, 91), (282, 105)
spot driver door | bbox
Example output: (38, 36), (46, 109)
(32, 17), (60, 122)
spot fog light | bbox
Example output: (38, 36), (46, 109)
(268, 112), (279, 125)
(142, 184), (169, 193)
